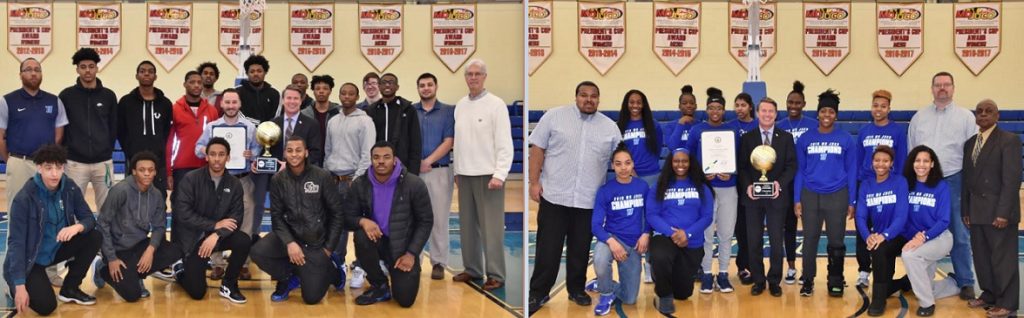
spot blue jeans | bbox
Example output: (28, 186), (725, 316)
(593, 239), (641, 304)
(945, 172), (975, 287)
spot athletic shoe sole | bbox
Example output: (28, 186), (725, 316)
(219, 288), (248, 304)
(57, 295), (96, 305)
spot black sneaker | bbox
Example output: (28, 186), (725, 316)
(738, 270), (754, 285)
(916, 305), (935, 316)
(568, 292), (592, 306)
(355, 285), (392, 305)
(219, 284), (247, 304)
(828, 283), (844, 297)
(58, 288), (97, 305)
(751, 283), (765, 296)
(867, 300), (886, 316)
(799, 284), (814, 297)
(528, 295), (549, 315)
(769, 284), (783, 297)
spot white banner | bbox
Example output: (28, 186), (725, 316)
(289, 2), (335, 72)
(528, 1), (553, 76)
(147, 2), (192, 71)
(578, 1), (626, 75)
(219, 2), (264, 72)
(359, 4), (403, 72)
(653, 2), (700, 76)
(953, 2), (1000, 76)
(728, 2), (776, 72)
(77, 3), (121, 71)
(8, 2), (53, 63)
(877, 3), (924, 76)
(432, 4), (477, 73)
(803, 2), (851, 76)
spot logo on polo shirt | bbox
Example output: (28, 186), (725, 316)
(17, 108), (26, 112)
(304, 181), (319, 194)
(45, 105), (53, 114)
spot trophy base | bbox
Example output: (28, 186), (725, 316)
(752, 181), (775, 198)
(255, 157), (279, 174)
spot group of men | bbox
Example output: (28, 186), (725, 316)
(1, 48), (514, 315)
(528, 73), (1020, 318)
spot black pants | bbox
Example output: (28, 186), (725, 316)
(746, 204), (786, 285)
(250, 174), (271, 236)
(529, 197), (592, 299)
(971, 224), (1020, 310)
(11, 230), (102, 316)
(177, 231), (251, 300)
(649, 235), (703, 299)
(251, 232), (340, 304)
(800, 188), (849, 286)
(869, 236), (907, 304)
(735, 204), (749, 272)
(170, 168), (197, 211)
(784, 201), (798, 263)
(353, 229), (420, 308)
(99, 239), (182, 302)
(856, 218), (873, 274)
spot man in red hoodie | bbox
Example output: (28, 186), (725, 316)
(167, 71), (219, 204)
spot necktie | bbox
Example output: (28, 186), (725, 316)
(972, 134), (984, 164)
(762, 130), (771, 145)
(285, 118), (294, 141)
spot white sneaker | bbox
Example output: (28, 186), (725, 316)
(785, 268), (798, 285)
(857, 271), (870, 287)
(643, 262), (654, 283)
(349, 265), (367, 289)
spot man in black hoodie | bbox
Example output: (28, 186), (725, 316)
(117, 61), (173, 196)
(237, 55), (280, 124)
(366, 73), (422, 175)
(59, 48), (118, 209)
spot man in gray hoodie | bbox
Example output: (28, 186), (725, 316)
(324, 82), (376, 289)
(95, 151), (182, 302)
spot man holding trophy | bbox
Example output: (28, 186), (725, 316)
(737, 97), (797, 297)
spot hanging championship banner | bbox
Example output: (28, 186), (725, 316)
(432, 4), (477, 73)
(219, 2), (264, 72)
(147, 2), (192, 71)
(7, 2), (53, 63)
(77, 3), (121, 71)
(290, 2), (334, 72)
(877, 3), (923, 76)
(578, 1), (625, 75)
(728, 2), (776, 72)
(359, 4), (403, 72)
(953, 2), (1000, 76)
(528, 1), (553, 75)
(653, 2), (700, 76)
(803, 2), (850, 75)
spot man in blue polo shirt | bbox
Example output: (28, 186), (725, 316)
(1, 58), (69, 213)
(414, 72), (455, 280)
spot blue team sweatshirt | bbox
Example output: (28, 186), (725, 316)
(903, 180), (951, 241)
(777, 117), (819, 144)
(645, 178), (714, 248)
(730, 118), (758, 137)
(623, 120), (664, 177)
(855, 175), (909, 241)
(795, 128), (858, 205)
(685, 121), (740, 187)
(857, 121), (908, 182)
(666, 121), (696, 152)
(592, 177), (651, 247)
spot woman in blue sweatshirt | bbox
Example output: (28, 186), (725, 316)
(776, 81), (817, 284)
(685, 87), (740, 294)
(854, 89), (909, 288)
(729, 93), (758, 136)
(729, 92), (757, 285)
(617, 90), (663, 186)
(900, 145), (958, 317)
(794, 89), (857, 297)
(646, 148), (713, 315)
(590, 145), (650, 315)
(666, 85), (699, 151)
(854, 145), (910, 316)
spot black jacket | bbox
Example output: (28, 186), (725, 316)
(366, 96), (422, 175)
(962, 127), (1022, 224)
(171, 167), (245, 255)
(60, 77), (119, 163)
(116, 87), (173, 168)
(271, 113), (324, 167)
(269, 164), (345, 250)
(237, 80), (280, 123)
(344, 168), (433, 260)
(737, 127), (798, 208)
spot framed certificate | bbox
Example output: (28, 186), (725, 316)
(700, 130), (736, 174)
(211, 126), (247, 170)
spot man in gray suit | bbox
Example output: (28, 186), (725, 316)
(962, 99), (1021, 318)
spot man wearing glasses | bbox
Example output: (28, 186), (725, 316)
(366, 73), (422, 175)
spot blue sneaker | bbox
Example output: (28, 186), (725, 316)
(331, 254), (347, 291)
(700, 273), (714, 294)
(92, 257), (105, 289)
(585, 279), (598, 293)
(594, 293), (615, 316)
(355, 285), (392, 305)
(271, 275), (300, 302)
(139, 279), (151, 299)
(717, 272), (734, 293)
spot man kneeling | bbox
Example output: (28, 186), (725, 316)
(251, 136), (344, 304)
(97, 151), (183, 302)
(345, 141), (433, 307)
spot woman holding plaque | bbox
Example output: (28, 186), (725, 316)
(776, 81), (816, 285)
(646, 148), (712, 315)
(684, 87), (740, 294)
(794, 89), (857, 297)
(854, 145), (911, 316)
(617, 90), (663, 186)
(729, 92), (757, 285)
(666, 85), (699, 151)
(899, 146), (959, 317)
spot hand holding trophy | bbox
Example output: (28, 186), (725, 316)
(751, 145), (776, 198)
(255, 121), (281, 174)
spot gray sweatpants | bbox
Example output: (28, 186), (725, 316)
(422, 167), (454, 266)
(902, 230), (959, 307)
(457, 175), (506, 281)
(703, 186), (738, 273)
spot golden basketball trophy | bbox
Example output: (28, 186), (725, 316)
(751, 145), (777, 198)
(254, 121), (281, 174)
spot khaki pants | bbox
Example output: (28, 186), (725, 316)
(65, 159), (113, 211)
(5, 156), (36, 211)
(422, 167), (454, 266)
